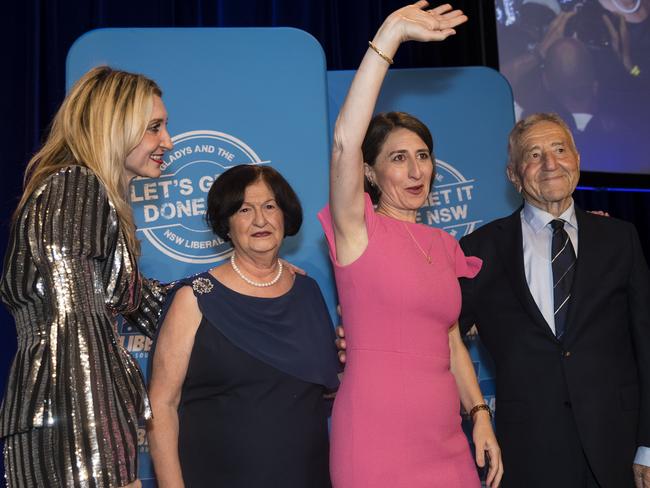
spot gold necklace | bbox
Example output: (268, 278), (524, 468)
(402, 222), (432, 264)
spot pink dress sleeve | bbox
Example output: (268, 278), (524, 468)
(454, 243), (482, 278)
(317, 193), (376, 267)
(439, 230), (482, 278)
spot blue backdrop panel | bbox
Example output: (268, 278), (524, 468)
(67, 27), (333, 486)
(68, 30), (517, 484)
(328, 66), (517, 435)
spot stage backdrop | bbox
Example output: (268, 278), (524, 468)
(68, 29), (516, 485)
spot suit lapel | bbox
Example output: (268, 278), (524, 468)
(496, 210), (557, 339)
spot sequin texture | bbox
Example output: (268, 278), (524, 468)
(0, 166), (167, 487)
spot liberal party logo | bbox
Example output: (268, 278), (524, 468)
(118, 318), (153, 361)
(130, 130), (267, 264)
(416, 159), (482, 238)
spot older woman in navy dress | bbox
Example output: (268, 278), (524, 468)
(147, 164), (339, 488)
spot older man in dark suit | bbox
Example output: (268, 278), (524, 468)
(459, 113), (650, 487)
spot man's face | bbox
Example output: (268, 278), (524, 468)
(507, 121), (580, 214)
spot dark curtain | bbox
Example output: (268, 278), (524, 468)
(1, 0), (648, 454)
(2, 0), (498, 210)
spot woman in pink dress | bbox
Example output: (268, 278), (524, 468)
(318, 2), (503, 487)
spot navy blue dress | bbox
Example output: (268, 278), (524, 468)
(163, 272), (339, 488)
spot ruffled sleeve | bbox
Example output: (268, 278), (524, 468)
(317, 193), (376, 267)
(455, 244), (482, 279)
(440, 230), (482, 279)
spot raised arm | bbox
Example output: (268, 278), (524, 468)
(329, 1), (467, 265)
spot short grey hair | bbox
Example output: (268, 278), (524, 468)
(507, 113), (578, 169)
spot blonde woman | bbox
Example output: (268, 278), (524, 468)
(0, 66), (172, 488)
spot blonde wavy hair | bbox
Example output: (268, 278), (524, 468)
(17, 66), (163, 256)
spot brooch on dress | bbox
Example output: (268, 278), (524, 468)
(192, 277), (213, 294)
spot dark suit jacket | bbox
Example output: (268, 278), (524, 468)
(459, 206), (650, 488)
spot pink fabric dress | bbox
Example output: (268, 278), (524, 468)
(318, 194), (482, 488)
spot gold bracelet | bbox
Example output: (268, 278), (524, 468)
(368, 41), (394, 65)
(469, 403), (492, 420)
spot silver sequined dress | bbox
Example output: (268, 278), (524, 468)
(0, 166), (166, 487)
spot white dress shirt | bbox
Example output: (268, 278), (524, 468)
(519, 200), (650, 466)
(521, 201), (578, 335)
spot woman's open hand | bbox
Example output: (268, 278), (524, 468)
(382, 2), (468, 45)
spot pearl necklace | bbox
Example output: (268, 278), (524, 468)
(230, 252), (283, 287)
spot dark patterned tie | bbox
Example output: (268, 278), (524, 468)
(550, 219), (576, 339)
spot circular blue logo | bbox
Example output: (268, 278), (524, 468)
(130, 130), (266, 264)
(416, 159), (482, 238)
